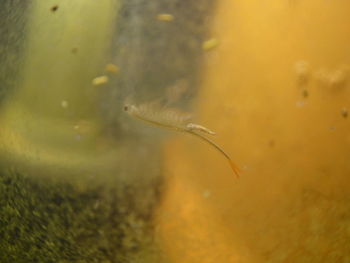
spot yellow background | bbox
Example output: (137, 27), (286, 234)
(158, 1), (350, 262)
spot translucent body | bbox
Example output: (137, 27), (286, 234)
(124, 101), (240, 177)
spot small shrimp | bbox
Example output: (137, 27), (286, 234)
(124, 101), (240, 177)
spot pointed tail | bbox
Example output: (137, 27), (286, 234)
(188, 131), (240, 178)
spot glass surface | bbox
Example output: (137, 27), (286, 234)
(1, 0), (350, 262)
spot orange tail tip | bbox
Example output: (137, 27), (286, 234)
(228, 159), (241, 178)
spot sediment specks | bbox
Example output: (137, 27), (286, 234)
(50, 5), (59, 12)
(295, 60), (310, 86)
(92, 75), (109, 86)
(156, 13), (174, 22)
(202, 38), (219, 51)
(341, 107), (348, 119)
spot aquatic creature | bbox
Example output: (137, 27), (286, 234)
(124, 101), (240, 177)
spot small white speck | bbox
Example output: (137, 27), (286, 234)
(328, 69), (347, 88)
(296, 100), (306, 107)
(61, 100), (68, 108)
(294, 60), (310, 85)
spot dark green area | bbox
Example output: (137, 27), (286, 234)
(0, 169), (161, 263)
(0, 0), (29, 104)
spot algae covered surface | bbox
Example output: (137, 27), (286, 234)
(0, 169), (162, 263)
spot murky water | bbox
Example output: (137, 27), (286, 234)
(1, 0), (350, 262)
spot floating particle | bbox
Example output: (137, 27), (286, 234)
(294, 60), (310, 85)
(74, 120), (93, 135)
(71, 47), (78, 54)
(51, 5), (59, 12)
(202, 190), (211, 199)
(296, 100), (306, 107)
(315, 67), (348, 90)
(268, 140), (275, 148)
(61, 100), (68, 108)
(202, 38), (219, 51)
(93, 201), (100, 210)
(92, 75), (109, 86)
(314, 69), (328, 86)
(302, 89), (309, 98)
(105, 63), (119, 74)
(341, 108), (348, 119)
(328, 69), (347, 89)
(156, 13), (174, 22)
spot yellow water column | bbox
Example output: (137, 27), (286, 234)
(159, 1), (350, 262)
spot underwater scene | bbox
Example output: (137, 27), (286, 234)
(0, 0), (350, 262)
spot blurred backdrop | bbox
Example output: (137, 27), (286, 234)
(0, 0), (350, 262)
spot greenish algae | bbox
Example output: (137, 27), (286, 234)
(0, 170), (162, 263)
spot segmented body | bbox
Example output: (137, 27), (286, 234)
(124, 101), (240, 177)
(125, 102), (192, 131)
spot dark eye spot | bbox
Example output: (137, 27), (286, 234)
(51, 5), (59, 12)
(124, 106), (129, 111)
